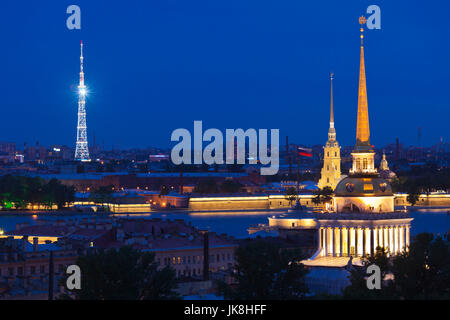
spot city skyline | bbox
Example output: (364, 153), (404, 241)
(1, 1), (449, 149)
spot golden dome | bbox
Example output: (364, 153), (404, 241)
(334, 176), (393, 197)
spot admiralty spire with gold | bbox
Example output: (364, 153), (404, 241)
(318, 73), (341, 190)
(269, 17), (413, 267)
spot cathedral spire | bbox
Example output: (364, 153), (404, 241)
(330, 72), (334, 128)
(327, 72), (336, 142)
(355, 16), (371, 151)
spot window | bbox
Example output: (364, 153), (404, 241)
(18, 267), (23, 276)
(40, 265), (45, 274)
(335, 152), (337, 157)
(30, 266), (36, 274)
(8, 268), (13, 276)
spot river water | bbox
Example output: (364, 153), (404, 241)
(0, 208), (448, 239)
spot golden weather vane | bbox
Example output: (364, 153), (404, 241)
(359, 16), (366, 45)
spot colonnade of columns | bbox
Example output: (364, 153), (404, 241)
(319, 225), (410, 257)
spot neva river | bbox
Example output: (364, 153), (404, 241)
(0, 208), (448, 239)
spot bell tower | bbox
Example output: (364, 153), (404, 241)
(318, 73), (341, 190)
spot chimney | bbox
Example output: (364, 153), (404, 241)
(395, 138), (399, 160)
(33, 237), (39, 252)
(200, 230), (209, 281)
(179, 171), (183, 195)
(22, 236), (28, 252)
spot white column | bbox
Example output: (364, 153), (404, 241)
(331, 227), (336, 257)
(406, 226), (410, 249)
(355, 228), (360, 256)
(380, 227), (384, 250)
(347, 227), (351, 257)
(402, 226), (407, 251)
(373, 227), (378, 253)
(384, 227), (388, 253)
(324, 228), (328, 256)
(340, 227), (344, 257)
(392, 226), (398, 255)
(362, 228), (366, 256)
(389, 227), (394, 255)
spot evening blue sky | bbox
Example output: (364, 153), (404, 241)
(1, 0), (449, 149)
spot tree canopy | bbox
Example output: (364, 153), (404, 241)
(219, 240), (309, 300)
(64, 246), (180, 300)
(0, 175), (74, 210)
(342, 233), (450, 299)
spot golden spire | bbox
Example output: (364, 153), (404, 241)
(355, 16), (371, 151)
(327, 72), (336, 142)
(330, 72), (334, 125)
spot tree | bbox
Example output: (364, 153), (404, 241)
(159, 185), (170, 196)
(342, 233), (450, 300)
(312, 186), (333, 205)
(44, 178), (75, 209)
(391, 233), (450, 299)
(342, 247), (395, 299)
(284, 187), (297, 206)
(218, 240), (309, 300)
(407, 185), (420, 206)
(220, 179), (242, 193)
(194, 179), (219, 194)
(90, 185), (114, 209)
(64, 246), (180, 300)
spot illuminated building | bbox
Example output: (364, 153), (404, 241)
(74, 40), (90, 161)
(316, 17), (413, 261)
(318, 73), (342, 190)
(270, 17), (413, 265)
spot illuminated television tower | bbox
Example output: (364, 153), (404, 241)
(74, 40), (90, 161)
